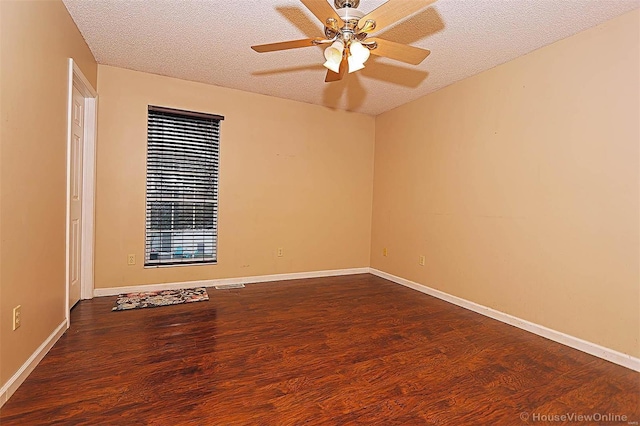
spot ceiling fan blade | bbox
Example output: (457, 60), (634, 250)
(251, 38), (324, 53)
(367, 38), (431, 65)
(325, 56), (347, 82)
(300, 0), (344, 28)
(358, 0), (436, 34)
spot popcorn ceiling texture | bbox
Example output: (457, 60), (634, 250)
(62, 0), (638, 115)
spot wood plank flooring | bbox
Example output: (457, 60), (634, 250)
(1, 274), (638, 425)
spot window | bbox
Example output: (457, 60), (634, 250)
(145, 105), (223, 266)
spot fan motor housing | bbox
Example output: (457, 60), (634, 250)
(326, 1), (365, 39)
(336, 7), (365, 21)
(335, 0), (360, 8)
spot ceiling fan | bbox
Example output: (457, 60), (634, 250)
(251, 0), (436, 83)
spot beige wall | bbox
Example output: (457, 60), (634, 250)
(94, 65), (374, 289)
(371, 10), (640, 357)
(0, 0), (97, 387)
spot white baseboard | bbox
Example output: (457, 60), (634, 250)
(370, 268), (640, 372)
(93, 267), (370, 297)
(0, 320), (68, 408)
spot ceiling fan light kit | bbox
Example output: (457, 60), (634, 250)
(323, 40), (369, 74)
(347, 55), (366, 73)
(349, 41), (370, 62)
(251, 0), (435, 83)
(324, 40), (344, 59)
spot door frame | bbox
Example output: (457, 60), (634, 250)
(65, 59), (98, 326)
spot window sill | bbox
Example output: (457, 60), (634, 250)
(144, 261), (218, 269)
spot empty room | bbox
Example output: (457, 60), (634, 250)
(1, 0), (638, 424)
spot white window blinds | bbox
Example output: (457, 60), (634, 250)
(145, 106), (223, 266)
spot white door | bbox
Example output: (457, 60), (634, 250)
(69, 86), (84, 308)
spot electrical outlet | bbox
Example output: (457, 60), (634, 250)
(127, 254), (136, 265)
(277, 248), (284, 257)
(419, 255), (426, 266)
(383, 247), (388, 257)
(13, 305), (21, 330)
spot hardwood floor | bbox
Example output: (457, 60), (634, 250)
(1, 274), (638, 425)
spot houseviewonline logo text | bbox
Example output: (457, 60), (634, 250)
(519, 411), (634, 423)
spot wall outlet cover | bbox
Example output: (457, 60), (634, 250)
(13, 305), (21, 330)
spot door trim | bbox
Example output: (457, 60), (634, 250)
(66, 59), (98, 326)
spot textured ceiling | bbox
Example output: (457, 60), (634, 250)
(62, 0), (638, 115)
